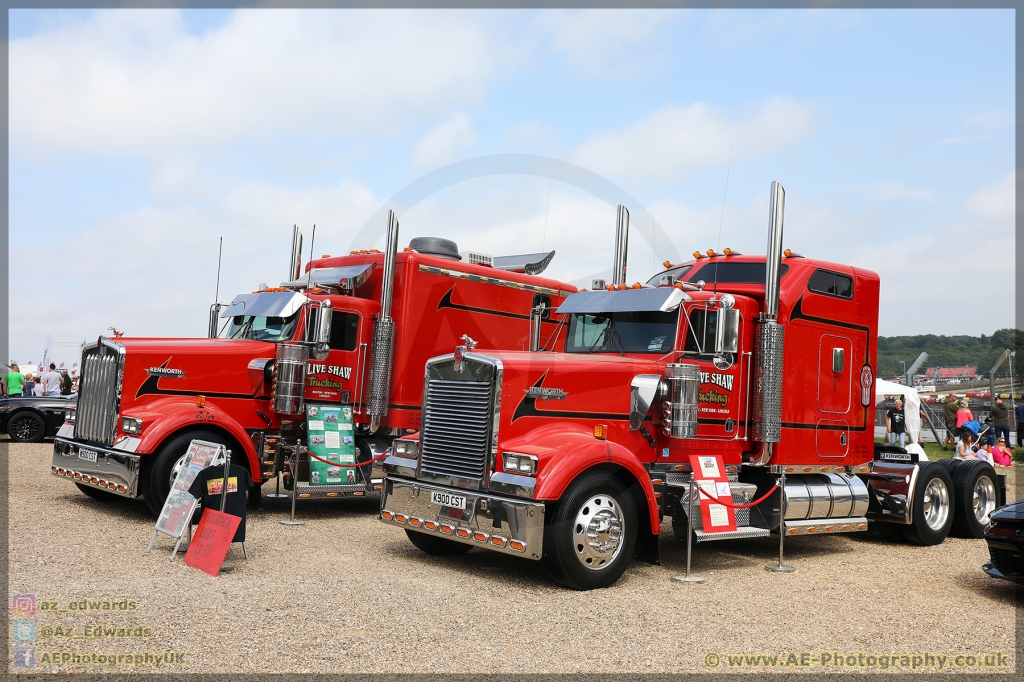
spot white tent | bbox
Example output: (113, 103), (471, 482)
(875, 378), (922, 445)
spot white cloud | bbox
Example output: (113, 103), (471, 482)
(936, 135), (991, 145)
(572, 98), (817, 181)
(412, 113), (479, 170)
(965, 172), (1014, 221)
(10, 9), (495, 159)
(532, 9), (676, 78)
(841, 181), (934, 201)
(966, 110), (1011, 129)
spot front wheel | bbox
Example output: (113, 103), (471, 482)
(902, 462), (954, 546)
(543, 471), (637, 590)
(140, 431), (230, 516)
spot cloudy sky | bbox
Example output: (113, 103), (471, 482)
(7, 8), (1015, 364)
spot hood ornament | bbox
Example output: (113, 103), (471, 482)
(454, 335), (477, 373)
(460, 334), (478, 349)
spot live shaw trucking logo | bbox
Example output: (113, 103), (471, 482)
(699, 371), (734, 407)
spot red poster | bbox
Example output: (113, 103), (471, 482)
(183, 509), (240, 577)
(688, 455), (737, 533)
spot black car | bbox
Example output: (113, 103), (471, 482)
(0, 394), (76, 443)
(983, 499), (1024, 584)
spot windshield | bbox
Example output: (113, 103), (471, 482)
(565, 310), (678, 354)
(226, 313), (299, 342)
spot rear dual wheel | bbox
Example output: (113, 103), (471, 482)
(902, 462), (953, 545)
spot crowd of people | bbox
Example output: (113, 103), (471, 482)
(938, 395), (1017, 467)
(2, 363), (76, 397)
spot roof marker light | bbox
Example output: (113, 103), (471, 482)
(692, 251), (703, 259)
(663, 260), (673, 268)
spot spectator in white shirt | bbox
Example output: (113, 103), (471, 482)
(42, 363), (62, 396)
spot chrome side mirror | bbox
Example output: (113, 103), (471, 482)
(715, 308), (740, 354)
(308, 300), (332, 360)
(629, 374), (664, 431)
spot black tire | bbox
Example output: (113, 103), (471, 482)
(542, 471), (637, 590)
(875, 520), (906, 543)
(902, 462), (954, 546)
(950, 460), (999, 539)
(141, 431), (230, 516)
(7, 411), (46, 443)
(933, 457), (963, 479)
(404, 529), (473, 556)
(75, 482), (120, 501)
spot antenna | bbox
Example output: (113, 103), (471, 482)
(215, 237), (223, 304)
(542, 177), (552, 250)
(712, 145), (733, 297)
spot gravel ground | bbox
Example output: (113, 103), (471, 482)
(6, 440), (1020, 676)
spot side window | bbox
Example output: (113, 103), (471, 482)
(682, 308), (718, 357)
(329, 312), (360, 352)
(808, 269), (854, 300)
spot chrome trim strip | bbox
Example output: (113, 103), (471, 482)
(418, 264), (574, 298)
(51, 437), (140, 498)
(488, 471), (537, 498)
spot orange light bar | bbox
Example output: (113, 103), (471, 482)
(631, 282), (642, 289)
(409, 518), (423, 527)
(508, 541), (526, 552)
(472, 532), (488, 542)
(196, 395), (206, 408)
(455, 528), (470, 538)
(424, 520), (438, 531)
(439, 524), (454, 535)
(395, 514), (408, 523)
(663, 260), (672, 268)
(594, 424), (607, 440)
(381, 510), (394, 520)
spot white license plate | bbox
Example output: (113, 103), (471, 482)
(430, 491), (467, 510)
(78, 449), (98, 463)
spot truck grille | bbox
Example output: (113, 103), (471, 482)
(75, 350), (124, 445)
(420, 379), (493, 480)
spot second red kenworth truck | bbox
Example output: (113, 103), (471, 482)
(379, 182), (1006, 590)
(52, 212), (576, 514)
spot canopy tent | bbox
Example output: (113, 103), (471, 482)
(875, 378), (921, 444)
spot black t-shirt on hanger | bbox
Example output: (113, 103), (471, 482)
(187, 463), (253, 543)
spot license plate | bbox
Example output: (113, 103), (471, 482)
(430, 491), (467, 510)
(78, 449), (98, 463)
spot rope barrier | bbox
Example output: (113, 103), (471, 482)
(302, 449), (390, 469)
(695, 483), (778, 509)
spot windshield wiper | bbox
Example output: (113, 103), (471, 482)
(605, 329), (626, 357)
(587, 327), (626, 356)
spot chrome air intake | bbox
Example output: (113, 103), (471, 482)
(663, 363), (699, 438)
(273, 342), (309, 416)
(75, 338), (126, 445)
(368, 210), (399, 431)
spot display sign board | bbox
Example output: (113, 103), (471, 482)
(152, 440), (225, 541)
(183, 509), (240, 577)
(305, 404), (357, 484)
(688, 454), (736, 533)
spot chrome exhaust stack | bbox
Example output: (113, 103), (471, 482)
(368, 210), (399, 432)
(288, 225), (303, 282)
(528, 302), (546, 352)
(207, 304), (224, 338)
(751, 182), (786, 463)
(611, 205), (629, 287)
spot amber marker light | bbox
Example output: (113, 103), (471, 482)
(490, 536), (507, 547)
(439, 524), (454, 535)
(472, 532), (488, 542)
(631, 282), (642, 289)
(605, 284), (615, 291)
(706, 249), (716, 257)
(723, 247), (739, 256)
(424, 520), (438, 531)
(196, 395), (206, 408)
(395, 514), (408, 523)
(593, 424), (607, 440)
(508, 541), (526, 552)
(663, 260), (672, 268)
(381, 510), (394, 520)
(692, 251), (702, 259)
(409, 518), (422, 527)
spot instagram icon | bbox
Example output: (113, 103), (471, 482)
(12, 594), (35, 617)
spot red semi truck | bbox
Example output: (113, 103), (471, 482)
(51, 213), (576, 514)
(379, 182), (1005, 590)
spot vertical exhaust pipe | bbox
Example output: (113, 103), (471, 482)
(368, 210), (399, 432)
(288, 225), (303, 282)
(529, 303), (546, 351)
(612, 205), (629, 286)
(751, 182), (786, 462)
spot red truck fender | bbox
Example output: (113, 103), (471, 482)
(531, 433), (661, 535)
(133, 398), (261, 481)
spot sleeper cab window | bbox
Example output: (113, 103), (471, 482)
(807, 268), (853, 300)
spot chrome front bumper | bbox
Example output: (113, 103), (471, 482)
(380, 476), (546, 560)
(51, 433), (141, 499)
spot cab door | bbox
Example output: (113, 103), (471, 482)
(304, 309), (363, 405)
(816, 334), (852, 457)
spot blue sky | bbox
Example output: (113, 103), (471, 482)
(7, 8), (1015, 364)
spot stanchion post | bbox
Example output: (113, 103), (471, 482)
(280, 440), (304, 526)
(673, 470), (704, 584)
(765, 471), (795, 573)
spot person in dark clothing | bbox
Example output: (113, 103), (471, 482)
(1016, 401), (1024, 448)
(991, 397), (1011, 445)
(886, 399), (907, 448)
(60, 370), (73, 396)
(942, 396), (959, 450)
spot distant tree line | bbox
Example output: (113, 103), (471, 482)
(877, 328), (1024, 380)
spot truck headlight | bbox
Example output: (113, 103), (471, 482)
(64, 406), (76, 423)
(502, 453), (537, 475)
(121, 416), (143, 434)
(394, 440), (419, 459)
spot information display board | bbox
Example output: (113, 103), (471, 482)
(183, 509), (241, 577)
(147, 440), (225, 555)
(305, 404), (356, 484)
(688, 454), (737, 533)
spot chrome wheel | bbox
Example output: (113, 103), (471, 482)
(168, 453), (190, 490)
(572, 494), (624, 570)
(972, 476), (997, 527)
(922, 478), (950, 531)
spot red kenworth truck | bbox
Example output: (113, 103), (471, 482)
(379, 182), (1004, 590)
(52, 213), (576, 514)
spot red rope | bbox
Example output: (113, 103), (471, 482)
(303, 449), (389, 469)
(696, 483), (778, 509)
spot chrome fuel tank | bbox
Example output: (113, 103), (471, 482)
(745, 472), (869, 530)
